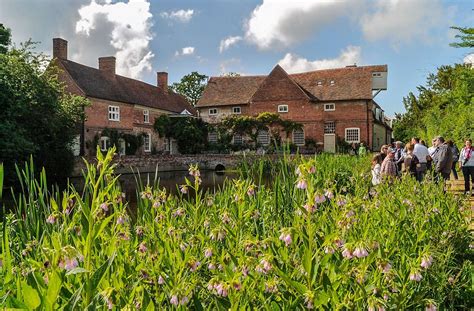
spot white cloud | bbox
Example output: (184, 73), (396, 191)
(75, 0), (154, 79)
(278, 46), (362, 73)
(244, 0), (359, 50)
(160, 9), (194, 23)
(175, 46), (195, 56)
(219, 36), (243, 53)
(360, 0), (450, 46)
(464, 53), (474, 65)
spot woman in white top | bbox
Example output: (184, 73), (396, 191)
(371, 153), (383, 186)
(459, 139), (474, 195)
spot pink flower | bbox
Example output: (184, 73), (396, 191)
(189, 260), (201, 272)
(208, 263), (216, 270)
(106, 298), (113, 310)
(170, 295), (179, 306)
(296, 179), (308, 189)
(180, 185), (188, 194)
(425, 303), (437, 311)
(353, 247), (369, 258)
(381, 262), (392, 273)
(180, 296), (189, 305)
(152, 200), (161, 208)
(158, 275), (165, 284)
(46, 215), (56, 224)
(247, 187), (255, 196)
(64, 258), (78, 271)
(314, 195), (326, 204)
(409, 271), (422, 282)
(100, 203), (108, 212)
(324, 190), (334, 199)
(215, 283), (228, 297)
(279, 233), (292, 246)
(421, 255), (433, 269)
(117, 216), (125, 225)
(308, 166), (316, 174)
(242, 265), (249, 276)
(337, 199), (347, 206)
(342, 248), (353, 259)
(304, 204), (316, 213)
(138, 242), (147, 253)
(204, 248), (213, 258)
(324, 246), (335, 254)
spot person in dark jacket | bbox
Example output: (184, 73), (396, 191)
(447, 140), (459, 180)
(431, 136), (453, 182)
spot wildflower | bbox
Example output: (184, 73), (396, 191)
(180, 296), (189, 305)
(295, 167), (301, 176)
(204, 248), (213, 258)
(409, 271), (423, 282)
(64, 257), (79, 271)
(242, 265), (249, 276)
(206, 197), (214, 206)
(303, 203), (316, 213)
(152, 200), (161, 208)
(247, 186), (255, 196)
(346, 210), (355, 218)
(342, 247), (353, 259)
(421, 255), (433, 269)
(353, 247), (369, 258)
(189, 165), (201, 178)
(337, 199), (347, 206)
(43, 274), (49, 285)
(425, 303), (437, 311)
(279, 233), (292, 247)
(189, 260), (201, 272)
(117, 215), (125, 225)
(256, 259), (272, 274)
(324, 190), (334, 199)
(324, 246), (335, 254)
(106, 298), (113, 310)
(380, 262), (392, 273)
(46, 214), (56, 224)
(173, 208), (185, 217)
(296, 179), (308, 189)
(308, 166), (316, 174)
(314, 194), (326, 204)
(158, 275), (165, 284)
(138, 242), (147, 253)
(334, 239), (344, 248)
(170, 295), (179, 306)
(180, 185), (188, 194)
(180, 243), (187, 251)
(264, 280), (278, 293)
(234, 194), (240, 202)
(208, 263), (216, 270)
(221, 213), (231, 224)
(215, 283), (228, 297)
(135, 226), (144, 236)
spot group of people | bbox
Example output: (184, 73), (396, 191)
(371, 137), (474, 195)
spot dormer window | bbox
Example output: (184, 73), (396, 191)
(278, 105), (288, 113)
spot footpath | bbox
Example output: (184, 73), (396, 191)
(446, 175), (473, 229)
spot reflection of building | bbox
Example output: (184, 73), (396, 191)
(197, 64), (392, 151)
(52, 38), (194, 156)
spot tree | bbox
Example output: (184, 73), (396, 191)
(450, 26), (474, 49)
(170, 71), (208, 106)
(0, 24), (11, 54)
(220, 72), (241, 77)
(0, 39), (88, 185)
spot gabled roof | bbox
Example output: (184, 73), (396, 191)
(57, 59), (196, 115)
(196, 64), (387, 107)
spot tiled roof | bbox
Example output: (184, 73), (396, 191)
(196, 65), (387, 107)
(58, 59), (196, 114)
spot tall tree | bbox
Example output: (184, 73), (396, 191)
(170, 71), (208, 106)
(450, 26), (474, 48)
(0, 24), (12, 54)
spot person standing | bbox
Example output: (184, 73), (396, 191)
(411, 137), (430, 181)
(358, 142), (367, 157)
(371, 153), (383, 186)
(402, 143), (419, 178)
(459, 139), (474, 195)
(431, 136), (453, 182)
(380, 145), (389, 161)
(447, 140), (459, 180)
(394, 141), (404, 173)
(427, 138), (437, 170)
(381, 148), (397, 180)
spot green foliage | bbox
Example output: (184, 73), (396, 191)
(170, 71), (208, 106)
(98, 128), (144, 155)
(0, 150), (471, 309)
(154, 115), (208, 154)
(393, 64), (474, 144)
(0, 24), (11, 54)
(450, 26), (474, 48)
(0, 40), (89, 185)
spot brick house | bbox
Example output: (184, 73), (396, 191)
(197, 64), (392, 152)
(52, 38), (195, 156)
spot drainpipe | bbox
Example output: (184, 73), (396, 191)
(366, 100), (370, 151)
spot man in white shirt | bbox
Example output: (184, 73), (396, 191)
(411, 137), (430, 181)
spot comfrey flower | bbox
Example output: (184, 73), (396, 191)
(425, 303), (437, 311)
(180, 185), (188, 194)
(117, 215), (125, 225)
(256, 259), (272, 274)
(308, 166), (316, 174)
(100, 203), (108, 212)
(180, 296), (190, 306)
(204, 248), (213, 258)
(324, 246), (335, 254)
(353, 247), (369, 258)
(409, 271), (423, 282)
(46, 214), (56, 224)
(324, 190), (334, 199)
(421, 255), (433, 269)
(158, 275), (165, 284)
(304, 203), (316, 213)
(314, 194), (326, 204)
(279, 232), (292, 247)
(170, 295), (179, 306)
(380, 262), (392, 273)
(138, 242), (147, 253)
(189, 260), (201, 272)
(296, 179), (308, 190)
(208, 263), (216, 270)
(342, 247), (353, 259)
(247, 186), (255, 196)
(337, 199), (347, 206)
(214, 283), (228, 297)
(264, 281), (278, 293)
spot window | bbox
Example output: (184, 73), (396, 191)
(293, 129), (305, 146)
(232, 106), (241, 114)
(345, 128), (360, 143)
(324, 103), (335, 111)
(372, 72), (382, 77)
(208, 131), (218, 144)
(100, 136), (110, 151)
(330, 80), (335, 86)
(278, 105), (288, 113)
(108, 106), (120, 121)
(118, 138), (126, 156)
(233, 133), (243, 145)
(257, 130), (270, 146)
(209, 108), (218, 115)
(143, 110), (149, 123)
(324, 121), (336, 134)
(144, 133), (151, 152)
(317, 81), (323, 86)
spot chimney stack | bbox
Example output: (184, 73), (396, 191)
(157, 72), (168, 93)
(99, 56), (116, 77)
(53, 38), (68, 59)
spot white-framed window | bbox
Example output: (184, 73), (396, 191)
(372, 72), (382, 77)
(233, 133), (243, 145)
(108, 106), (120, 121)
(292, 129), (305, 146)
(143, 110), (149, 123)
(144, 133), (151, 152)
(324, 103), (335, 111)
(209, 108), (218, 115)
(257, 130), (270, 146)
(100, 136), (110, 151)
(208, 131), (218, 144)
(317, 81), (323, 86)
(232, 106), (241, 114)
(345, 128), (360, 143)
(324, 121), (336, 134)
(278, 105), (288, 113)
(330, 80), (335, 86)
(118, 138), (126, 156)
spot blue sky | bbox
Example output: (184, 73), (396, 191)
(1, 0), (472, 116)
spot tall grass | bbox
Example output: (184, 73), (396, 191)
(0, 149), (471, 309)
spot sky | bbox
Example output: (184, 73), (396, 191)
(1, 0), (472, 116)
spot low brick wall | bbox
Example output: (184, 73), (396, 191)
(72, 154), (250, 176)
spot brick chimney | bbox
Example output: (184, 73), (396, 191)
(53, 38), (68, 59)
(157, 72), (168, 93)
(99, 56), (116, 77)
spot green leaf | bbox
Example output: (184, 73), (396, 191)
(93, 214), (114, 239)
(45, 271), (62, 310)
(146, 300), (155, 311)
(90, 253), (116, 290)
(63, 285), (83, 311)
(65, 267), (89, 276)
(21, 281), (41, 310)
